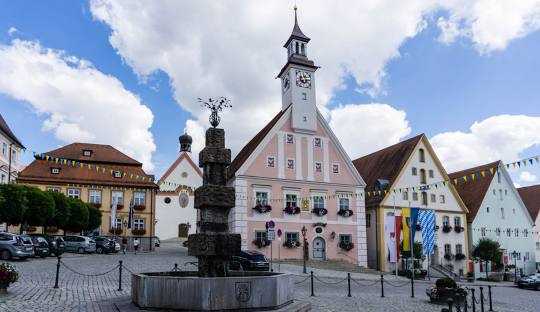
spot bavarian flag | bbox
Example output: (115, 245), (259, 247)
(402, 207), (411, 251)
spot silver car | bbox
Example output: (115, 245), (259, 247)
(64, 235), (96, 253)
(0, 232), (35, 260)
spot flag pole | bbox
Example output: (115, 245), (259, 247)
(393, 194), (398, 277)
(409, 202), (414, 298)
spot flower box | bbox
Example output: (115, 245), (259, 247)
(283, 240), (301, 248)
(0, 263), (19, 294)
(252, 239), (271, 248)
(455, 253), (466, 261)
(444, 253), (454, 261)
(108, 228), (123, 235)
(90, 203), (102, 209)
(338, 241), (354, 251)
(253, 204), (272, 214)
(132, 229), (146, 236)
(116, 204), (124, 210)
(442, 225), (452, 233)
(133, 205), (146, 211)
(337, 209), (354, 217)
(454, 226), (464, 233)
(311, 207), (328, 217)
(283, 206), (301, 215)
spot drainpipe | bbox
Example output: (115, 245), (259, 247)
(7, 144), (13, 183)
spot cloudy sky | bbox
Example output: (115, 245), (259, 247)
(1, 0), (539, 186)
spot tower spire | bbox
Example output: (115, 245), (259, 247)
(284, 5), (310, 48)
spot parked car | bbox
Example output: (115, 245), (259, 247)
(517, 273), (540, 290)
(114, 241), (120, 253)
(45, 235), (66, 256)
(230, 250), (270, 271)
(64, 235), (96, 253)
(0, 233), (34, 260)
(24, 235), (50, 258)
(94, 237), (116, 254)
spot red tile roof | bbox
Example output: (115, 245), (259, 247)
(352, 134), (423, 207)
(448, 161), (500, 221)
(0, 113), (24, 148)
(517, 184), (540, 221)
(228, 106), (289, 178)
(18, 143), (156, 188)
(46, 143), (141, 166)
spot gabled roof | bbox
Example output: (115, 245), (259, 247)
(46, 143), (141, 166)
(517, 184), (540, 221)
(353, 134), (423, 206)
(158, 151), (202, 185)
(448, 161), (500, 221)
(0, 113), (24, 148)
(228, 106), (289, 179)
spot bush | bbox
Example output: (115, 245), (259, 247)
(0, 263), (19, 284)
(435, 277), (457, 289)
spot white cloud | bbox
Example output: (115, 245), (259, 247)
(519, 171), (537, 183)
(88, 0), (540, 160)
(329, 104), (411, 158)
(0, 39), (156, 171)
(437, 0), (540, 53)
(431, 115), (540, 172)
(7, 27), (18, 36)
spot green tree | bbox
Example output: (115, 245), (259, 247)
(86, 205), (102, 232)
(0, 184), (28, 226)
(49, 191), (70, 234)
(472, 238), (502, 279)
(65, 198), (89, 233)
(23, 187), (55, 230)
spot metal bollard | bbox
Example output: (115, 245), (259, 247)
(347, 273), (351, 297)
(54, 256), (61, 289)
(479, 287), (485, 312)
(447, 298), (454, 312)
(471, 288), (476, 312)
(173, 263), (179, 272)
(118, 260), (123, 291)
(488, 286), (493, 312)
(310, 271), (315, 297)
(380, 274), (385, 298)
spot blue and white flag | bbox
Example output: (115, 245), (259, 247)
(418, 209), (436, 255)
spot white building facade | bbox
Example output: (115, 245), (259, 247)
(0, 113), (24, 184)
(451, 162), (537, 278)
(518, 184), (540, 270)
(155, 134), (202, 241)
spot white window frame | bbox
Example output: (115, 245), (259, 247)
(314, 161), (322, 173)
(339, 234), (352, 244)
(439, 195), (445, 204)
(285, 232), (299, 242)
(332, 163), (340, 174)
(312, 194), (325, 210)
(284, 193), (298, 209)
(134, 191), (146, 206)
(254, 188), (270, 206)
(67, 188), (80, 199)
(51, 168), (61, 174)
(112, 191), (124, 206)
(89, 189), (102, 204)
(133, 218), (145, 230)
(313, 137), (322, 148)
(47, 186), (61, 193)
(430, 193), (436, 203)
(339, 197), (350, 211)
(287, 158), (295, 170)
(266, 156), (276, 168)
(285, 133), (294, 144)
(113, 171), (122, 178)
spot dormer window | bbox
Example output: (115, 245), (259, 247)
(113, 171), (122, 178)
(82, 149), (92, 157)
(51, 168), (61, 174)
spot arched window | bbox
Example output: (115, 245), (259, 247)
(419, 149), (425, 162)
(301, 43), (305, 55)
(420, 169), (427, 184)
(295, 42), (299, 54)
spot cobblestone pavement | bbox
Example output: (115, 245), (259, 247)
(1, 242), (538, 311)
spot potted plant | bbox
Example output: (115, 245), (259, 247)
(283, 205), (301, 215)
(134, 204), (146, 211)
(426, 277), (466, 304)
(444, 253), (454, 261)
(0, 263), (19, 293)
(132, 228), (146, 236)
(311, 207), (328, 217)
(442, 225), (452, 233)
(283, 240), (301, 248)
(454, 226), (463, 233)
(90, 203), (102, 209)
(253, 204), (272, 214)
(338, 241), (354, 251)
(252, 238), (271, 248)
(455, 253), (466, 261)
(337, 209), (354, 217)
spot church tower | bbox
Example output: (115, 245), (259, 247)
(277, 7), (319, 133)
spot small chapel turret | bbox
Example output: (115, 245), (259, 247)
(179, 132), (192, 152)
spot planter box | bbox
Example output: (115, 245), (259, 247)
(134, 205), (146, 211)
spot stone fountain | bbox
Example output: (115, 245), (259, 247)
(131, 98), (295, 311)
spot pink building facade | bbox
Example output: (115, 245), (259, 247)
(228, 10), (367, 266)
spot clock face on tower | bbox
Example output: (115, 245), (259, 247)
(295, 70), (311, 88)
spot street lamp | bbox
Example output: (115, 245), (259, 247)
(511, 251), (518, 282)
(301, 226), (307, 274)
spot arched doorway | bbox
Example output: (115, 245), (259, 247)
(312, 237), (326, 260)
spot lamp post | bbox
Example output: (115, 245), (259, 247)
(301, 226), (307, 274)
(511, 251), (518, 282)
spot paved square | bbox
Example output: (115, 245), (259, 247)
(1, 242), (538, 311)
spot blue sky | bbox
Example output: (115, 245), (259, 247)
(0, 1), (539, 186)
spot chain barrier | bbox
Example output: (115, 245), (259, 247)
(350, 278), (379, 287)
(122, 264), (137, 274)
(384, 280), (411, 287)
(294, 275), (311, 285)
(313, 275), (348, 285)
(59, 260), (119, 277)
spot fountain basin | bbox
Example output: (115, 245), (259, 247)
(132, 271), (294, 311)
